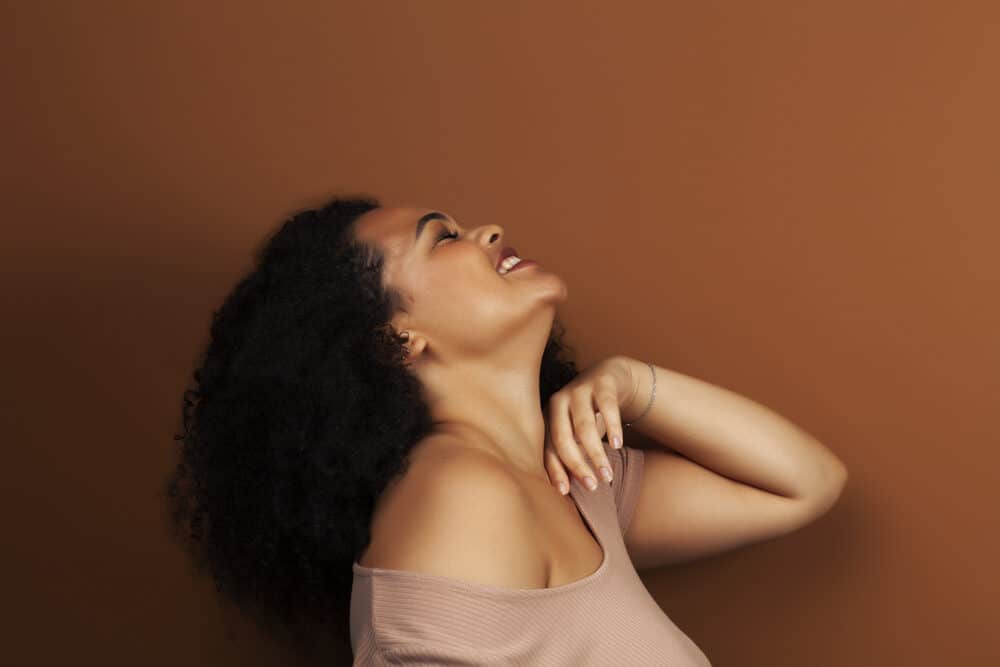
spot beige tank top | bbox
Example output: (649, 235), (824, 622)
(350, 442), (712, 666)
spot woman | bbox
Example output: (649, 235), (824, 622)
(166, 195), (846, 665)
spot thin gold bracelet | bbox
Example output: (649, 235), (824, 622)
(624, 361), (656, 428)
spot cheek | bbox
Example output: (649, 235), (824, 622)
(423, 271), (515, 324)
(425, 253), (502, 293)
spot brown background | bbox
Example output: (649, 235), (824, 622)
(2, 1), (998, 665)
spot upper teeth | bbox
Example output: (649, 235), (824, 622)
(498, 255), (523, 274)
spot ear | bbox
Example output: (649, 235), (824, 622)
(398, 329), (428, 365)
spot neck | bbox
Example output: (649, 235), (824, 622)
(414, 338), (551, 483)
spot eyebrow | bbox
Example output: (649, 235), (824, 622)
(415, 211), (451, 245)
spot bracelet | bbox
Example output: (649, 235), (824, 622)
(624, 361), (656, 428)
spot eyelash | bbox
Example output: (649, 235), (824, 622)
(436, 229), (459, 244)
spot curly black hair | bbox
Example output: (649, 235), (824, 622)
(163, 194), (580, 661)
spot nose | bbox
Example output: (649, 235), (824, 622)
(483, 225), (502, 247)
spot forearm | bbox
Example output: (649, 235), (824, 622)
(620, 357), (848, 501)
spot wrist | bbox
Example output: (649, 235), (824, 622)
(620, 357), (654, 425)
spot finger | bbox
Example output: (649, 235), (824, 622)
(543, 414), (572, 495)
(544, 446), (570, 495)
(548, 392), (600, 492)
(569, 388), (614, 489)
(594, 411), (607, 440)
(593, 383), (624, 450)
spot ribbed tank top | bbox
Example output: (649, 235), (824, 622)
(350, 442), (712, 665)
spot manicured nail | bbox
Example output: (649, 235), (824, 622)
(600, 466), (612, 483)
(612, 435), (622, 449)
(584, 476), (597, 491)
(558, 481), (569, 495)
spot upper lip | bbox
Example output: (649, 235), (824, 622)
(495, 246), (519, 271)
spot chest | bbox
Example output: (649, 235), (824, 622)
(526, 488), (605, 588)
(359, 445), (606, 590)
(360, 481), (605, 591)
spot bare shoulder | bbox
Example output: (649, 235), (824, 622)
(363, 436), (547, 588)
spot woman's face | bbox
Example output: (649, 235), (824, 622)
(352, 205), (567, 362)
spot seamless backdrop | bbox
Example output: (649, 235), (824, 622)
(1, 1), (998, 665)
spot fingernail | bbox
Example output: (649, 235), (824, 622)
(600, 466), (612, 483)
(558, 481), (569, 495)
(612, 435), (622, 449)
(584, 476), (597, 491)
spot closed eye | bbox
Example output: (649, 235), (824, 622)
(436, 229), (459, 244)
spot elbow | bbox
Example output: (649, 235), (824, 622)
(816, 449), (849, 495)
(831, 459), (849, 491)
(790, 457), (848, 515)
(805, 461), (849, 515)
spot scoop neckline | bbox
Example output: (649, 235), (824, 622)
(352, 478), (609, 597)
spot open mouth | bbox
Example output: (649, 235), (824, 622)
(497, 255), (538, 275)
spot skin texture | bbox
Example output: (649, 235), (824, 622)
(352, 205), (568, 484)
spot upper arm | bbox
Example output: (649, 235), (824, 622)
(384, 449), (547, 588)
(623, 447), (847, 570)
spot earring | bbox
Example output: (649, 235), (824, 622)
(399, 331), (410, 361)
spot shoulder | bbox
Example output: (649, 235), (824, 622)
(399, 438), (530, 524)
(365, 435), (547, 588)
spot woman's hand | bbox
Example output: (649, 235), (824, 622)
(543, 355), (638, 495)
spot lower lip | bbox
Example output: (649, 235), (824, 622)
(504, 259), (538, 274)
